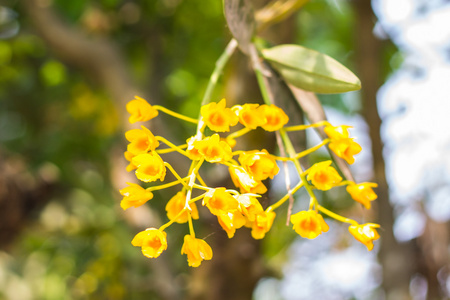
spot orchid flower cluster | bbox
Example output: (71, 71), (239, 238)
(120, 96), (380, 267)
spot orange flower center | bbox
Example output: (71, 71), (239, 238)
(142, 164), (160, 175)
(266, 114), (280, 126)
(136, 138), (149, 150)
(301, 218), (318, 232)
(242, 113), (253, 125)
(209, 112), (225, 127)
(205, 146), (220, 158)
(315, 172), (329, 183)
(145, 236), (162, 249)
(210, 197), (227, 210)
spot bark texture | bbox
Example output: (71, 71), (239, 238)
(352, 1), (417, 299)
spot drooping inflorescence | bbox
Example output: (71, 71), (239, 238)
(120, 96), (380, 267)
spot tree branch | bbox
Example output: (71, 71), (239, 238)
(20, 1), (181, 299)
(22, 0), (137, 109)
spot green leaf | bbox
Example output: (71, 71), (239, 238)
(262, 44), (361, 94)
(223, 0), (255, 54)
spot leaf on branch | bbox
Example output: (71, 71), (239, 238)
(262, 44), (361, 94)
(223, 0), (256, 54)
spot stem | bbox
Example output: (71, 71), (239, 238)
(158, 193), (207, 232)
(192, 183), (211, 191)
(201, 39), (238, 108)
(266, 181), (304, 212)
(153, 105), (198, 124)
(164, 162), (189, 189)
(318, 205), (358, 225)
(336, 180), (354, 187)
(231, 150), (245, 157)
(279, 128), (318, 207)
(156, 136), (190, 157)
(227, 127), (252, 140)
(195, 173), (208, 188)
(146, 178), (189, 192)
(275, 130), (295, 225)
(188, 213), (195, 238)
(250, 44), (272, 105)
(185, 158), (205, 210)
(270, 154), (293, 162)
(284, 121), (330, 132)
(188, 192), (208, 204)
(295, 139), (330, 159)
(156, 144), (187, 154)
(159, 208), (187, 231)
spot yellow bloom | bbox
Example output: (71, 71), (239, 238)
(232, 103), (265, 129)
(236, 194), (264, 222)
(329, 138), (362, 164)
(229, 165), (267, 194)
(251, 211), (276, 240)
(132, 152), (166, 182)
(181, 235), (213, 267)
(239, 149), (279, 181)
(217, 211), (246, 238)
(260, 104), (289, 131)
(201, 98), (238, 132)
(324, 125), (352, 140)
(346, 182), (378, 209)
(194, 134), (232, 163)
(126, 96), (159, 124)
(290, 210), (329, 239)
(131, 228), (167, 258)
(165, 191), (199, 223)
(186, 136), (203, 160)
(125, 125), (159, 155)
(202, 188), (239, 216)
(348, 223), (380, 251)
(306, 160), (342, 191)
(119, 182), (153, 210)
(124, 151), (137, 172)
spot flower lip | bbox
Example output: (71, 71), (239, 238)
(232, 103), (265, 129)
(132, 152), (166, 182)
(201, 99), (238, 132)
(181, 234), (213, 267)
(348, 223), (380, 251)
(324, 125), (352, 140)
(239, 149), (279, 181)
(125, 126), (159, 155)
(306, 160), (342, 191)
(126, 96), (158, 124)
(346, 182), (378, 209)
(260, 104), (289, 132)
(194, 134), (232, 163)
(290, 210), (329, 239)
(251, 211), (276, 240)
(119, 182), (154, 210)
(328, 138), (362, 165)
(202, 187), (239, 216)
(131, 228), (168, 258)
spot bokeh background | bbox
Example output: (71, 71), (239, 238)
(0, 0), (449, 299)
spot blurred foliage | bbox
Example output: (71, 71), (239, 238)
(0, 1), (228, 298)
(0, 0), (396, 299)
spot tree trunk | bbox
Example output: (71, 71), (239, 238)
(352, 1), (417, 299)
(185, 2), (301, 298)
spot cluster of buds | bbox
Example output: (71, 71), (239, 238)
(120, 96), (380, 267)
